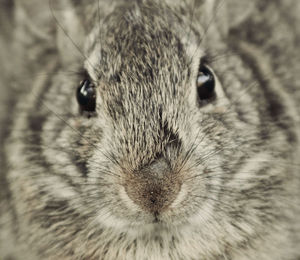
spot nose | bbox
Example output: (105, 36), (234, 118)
(124, 159), (181, 214)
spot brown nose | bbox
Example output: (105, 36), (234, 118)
(124, 159), (181, 214)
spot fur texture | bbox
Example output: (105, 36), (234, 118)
(0, 0), (300, 259)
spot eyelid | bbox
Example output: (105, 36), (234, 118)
(79, 69), (97, 86)
(199, 53), (214, 68)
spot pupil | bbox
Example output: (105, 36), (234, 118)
(197, 66), (215, 100)
(77, 79), (96, 112)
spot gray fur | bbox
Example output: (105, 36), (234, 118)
(0, 0), (300, 259)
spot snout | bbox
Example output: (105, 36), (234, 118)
(123, 159), (182, 215)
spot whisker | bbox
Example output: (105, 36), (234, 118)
(48, 0), (96, 71)
(189, 0), (226, 65)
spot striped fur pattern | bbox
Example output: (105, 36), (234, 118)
(0, 0), (299, 259)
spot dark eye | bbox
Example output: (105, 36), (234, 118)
(196, 64), (215, 101)
(76, 79), (96, 112)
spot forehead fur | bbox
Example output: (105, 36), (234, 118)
(89, 1), (198, 76)
(86, 1), (204, 112)
(83, 1), (205, 167)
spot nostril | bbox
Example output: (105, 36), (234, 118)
(150, 191), (157, 204)
(150, 197), (156, 204)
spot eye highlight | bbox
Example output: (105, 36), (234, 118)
(76, 79), (96, 113)
(196, 64), (215, 101)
